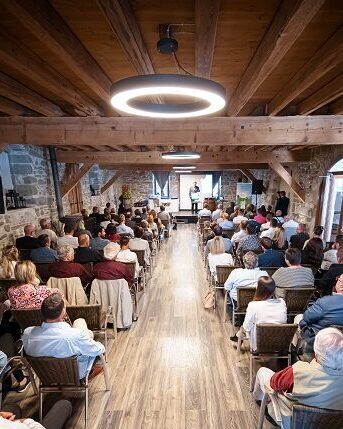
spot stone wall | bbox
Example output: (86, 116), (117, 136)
(221, 170), (247, 203)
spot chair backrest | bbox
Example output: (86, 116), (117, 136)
(131, 249), (145, 267)
(26, 355), (81, 387)
(263, 266), (279, 277)
(215, 265), (232, 285)
(0, 279), (18, 290)
(255, 323), (297, 354)
(66, 304), (102, 330)
(19, 249), (32, 261)
(47, 277), (88, 305)
(291, 403), (343, 429)
(81, 262), (93, 275)
(12, 308), (44, 331)
(122, 262), (136, 279)
(199, 216), (211, 224)
(222, 229), (235, 239)
(236, 287), (256, 312)
(35, 262), (53, 283)
(284, 287), (315, 313)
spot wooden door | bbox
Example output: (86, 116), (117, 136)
(68, 182), (83, 214)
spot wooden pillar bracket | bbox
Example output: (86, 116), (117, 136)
(100, 170), (123, 194)
(61, 163), (93, 197)
(268, 161), (306, 202)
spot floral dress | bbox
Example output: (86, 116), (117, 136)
(8, 284), (63, 310)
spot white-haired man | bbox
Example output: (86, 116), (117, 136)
(37, 218), (58, 244)
(254, 327), (343, 428)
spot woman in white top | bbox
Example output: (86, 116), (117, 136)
(115, 236), (140, 277)
(231, 276), (287, 350)
(0, 245), (19, 279)
(208, 236), (233, 279)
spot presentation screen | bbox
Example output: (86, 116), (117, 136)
(179, 174), (213, 210)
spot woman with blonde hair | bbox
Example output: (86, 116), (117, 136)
(8, 260), (62, 310)
(208, 236), (233, 278)
(147, 214), (158, 237)
(272, 226), (288, 250)
(0, 245), (19, 279)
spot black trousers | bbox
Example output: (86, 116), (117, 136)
(191, 202), (198, 213)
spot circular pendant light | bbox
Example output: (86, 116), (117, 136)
(161, 151), (200, 160)
(110, 74), (226, 118)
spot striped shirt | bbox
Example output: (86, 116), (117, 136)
(272, 266), (314, 298)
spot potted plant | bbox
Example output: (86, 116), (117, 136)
(122, 184), (132, 208)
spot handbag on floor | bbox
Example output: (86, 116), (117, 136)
(203, 287), (214, 309)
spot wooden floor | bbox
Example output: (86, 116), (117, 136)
(62, 224), (270, 428)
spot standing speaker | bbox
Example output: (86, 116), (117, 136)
(252, 180), (263, 195)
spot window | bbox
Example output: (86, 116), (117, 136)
(154, 176), (170, 198)
(213, 175), (222, 198)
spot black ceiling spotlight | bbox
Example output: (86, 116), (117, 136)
(157, 24), (178, 54)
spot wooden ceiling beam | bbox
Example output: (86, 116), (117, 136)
(3, 0), (111, 103)
(0, 30), (103, 117)
(61, 163), (94, 197)
(0, 116), (341, 146)
(269, 161), (305, 202)
(103, 164), (270, 171)
(330, 97), (343, 115)
(268, 27), (343, 115)
(195, 0), (221, 78)
(240, 169), (267, 193)
(297, 74), (343, 115)
(100, 170), (123, 194)
(0, 96), (36, 116)
(0, 71), (65, 116)
(228, 0), (325, 116)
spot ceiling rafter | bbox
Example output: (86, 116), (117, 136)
(0, 96), (37, 116)
(269, 161), (305, 202)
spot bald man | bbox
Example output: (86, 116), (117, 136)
(74, 233), (103, 263)
(16, 224), (39, 250)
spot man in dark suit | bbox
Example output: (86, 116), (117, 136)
(16, 224), (39, 250)
(275, 191), (290, 216)
(258, 237), (285, 268)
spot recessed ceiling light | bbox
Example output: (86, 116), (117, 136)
(174, 170), (193, 173)
(161, 151), (200, 160)
(172, 165), (196, 169)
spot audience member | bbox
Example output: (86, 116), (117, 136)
(116, 237), (139, 277)
(231, 277), (286, 346)
(37, 218), (58, 245)
(260, 213), (273, 231)
(260, 218), (278, 239)
(303, 225), (325, 249)
(15, 224), (39, 250)
(49, 245), (93, 285)
(315, 247), (343, 295)
(232, 208), (248, 225)
(104, 223), (121, 243)
(237, 224), (262, 257)
(131, 209), (142, 224)
(231, 221), (248, 246)
(258, 237), (285, 268)
(224, 252), (268, 302)
(100, 214), (111, 230)
(273, 210), (284, 224)
(218, 213), (234, 230)
(302, 237), (324, 268)
(206, 226), (233, 254)
(289, 223), (309, 250)
(272, 248), (314, 298)
(147, 214), (158, 237)
(141, 220), (153, 242)
(141, 207), (148, 220)
(226, 202), (236, 216)
(157, 205), (171, 223)
(57, 224), (78, 250)
(0, 245), (19, 279)
(23, 293), (105, 380)
(123, 213), (135, 229)
(89, 206), (101, 223)
(271, 225), (288, 250)
(31, 234), (58, 263)
(212, 204), (223, 221)
(253, 209), (267, 225)
(198, 203), (211, 218)
(90, 225), (110, 250)
(266, 205), (274, 216)
(93, 242), (133, 284)
(129, 227), (151, 265)
(229, 206), (239, 221)
(208, 236), (233, 278)
(282, 216), (299, 243)
(8, 261), (61, 310)
(74, 234), (103, 264)
(245, 204), (255, 219)
(321, 235), (343, 270)
(116, 214), (134, 238)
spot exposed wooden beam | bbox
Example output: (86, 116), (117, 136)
(56, 148), (311, 165)
(100, 170), (123, 194)
(269, 161), (305, 202)
(297, 75), (343, 115)
(0, 96), (36, 116)
(228, 0), (325, 116)
(0, 72), (65, 116)
(0, 30), (103, 117)
(268, 28), (343, 115)
(61, 163), (94, 197)
(3, 0), (111, 103)
(103, 164), (270, 171)
(0, 116), (341, 146)
(195, 0), (221, 78)
(330, 97), (343, 115)
(240, 169), (267, 193)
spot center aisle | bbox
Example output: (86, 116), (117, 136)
(68, 224), (260, 429)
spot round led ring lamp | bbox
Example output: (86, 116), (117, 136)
(110, 74), (226, 118)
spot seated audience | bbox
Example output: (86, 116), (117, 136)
(289, 223), (309, 250)
(212, 204), (223, 221)
(8, 261), (61, 310)
(131, 208), (142, 224)
(31, 234), (58, 263)
(141, 207), (148, 221)
(253, 209), (267, 225)
(0, 245), (19, 279)
(302, 237), (324, 268)
(226, 202), (236, 216)
(100, 214), (111, 230)
(105, 223), (121, 243)
(282, 216), (299, 243)
(74, 234), (103, 264)
(89, 206), (101, 223)
(273, 209), (284, 224)
(271, 225), (288, 250)
(90, 225), (110, 250)
(253, 328), (343, 428)
(272, 248), (314, 298)
(315, 247), (343, 295)
(125, 213), (136, 229)
(232, 209), (248, 225)
(141, 220), (153, 242)
(231, 220), (248, 246)
(260, 218), (278, 239)
(157, 205), (171, 224)
(129, 227), (151, 265)
(57, 224), (78, 250)
(260, 213), (273, 231)
(224, 252), (268, 303)
(49, 245), (93, 285)
(231, 277), (286, 346)
(208, 236), (233, 278)
(93, 242), (133, 284)
(321, 235), (343, 270)
(23, 293), (105, 380)
(229, 206), (239, 220)
(217, 213), (234, 230)
(15, 224), (39, 250)
(206, 226), (233, 255)
(266, 205), (274, 216)
(116, 237), (139, 277)
(116, 214), (134, 238)
(237, 224), (262, 257)
(245, 204), (255, 219)
(258, 237), (285, 268)
(147, 214), (158, 237)
(198, 203), (211, 218)
(303, 225), (325, 249)
(37, 218), (58, 245)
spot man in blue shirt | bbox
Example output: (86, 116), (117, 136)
(23, 293), (105, 380)
(30, 234), (58, 263)
(258, 237), (285, 268)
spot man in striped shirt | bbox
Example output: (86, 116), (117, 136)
(272, 248), (314, 298)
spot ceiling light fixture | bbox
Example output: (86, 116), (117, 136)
(172, 165), (196, 169)
(174, 170), (192, 173)
(161, 151), (200, 160)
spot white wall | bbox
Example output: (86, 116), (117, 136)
(179, 174), (213, 210)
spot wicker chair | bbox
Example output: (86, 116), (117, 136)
(283, 287), (315, 318)
(35, 262), (53, 283)
(12, 308), (44, 331)
(250, 323), (297, 391)
(258, 393), (343, 429)
(25, 354), (110, 429)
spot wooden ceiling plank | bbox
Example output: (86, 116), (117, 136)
(0, 96), (36, 116)
(195, 0), (221, 78)
(268, 28), (343, 115)
(103, 163), (269, 171)
(240, 168), (266, 193)
(269, 161), (305, 202)
(3, 0), (111, 102)
(228, 0), (325, 116)
(61, 163), (94, 197)
(100, 170), (123, 194)
(0, 71), (65, 116)
(297, 74), (343, 115)
(330, 97), (343, 115)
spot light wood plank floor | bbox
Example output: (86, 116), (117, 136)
(64, 224), (271, 429)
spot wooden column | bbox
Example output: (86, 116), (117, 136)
(268, 161), (305, 202)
